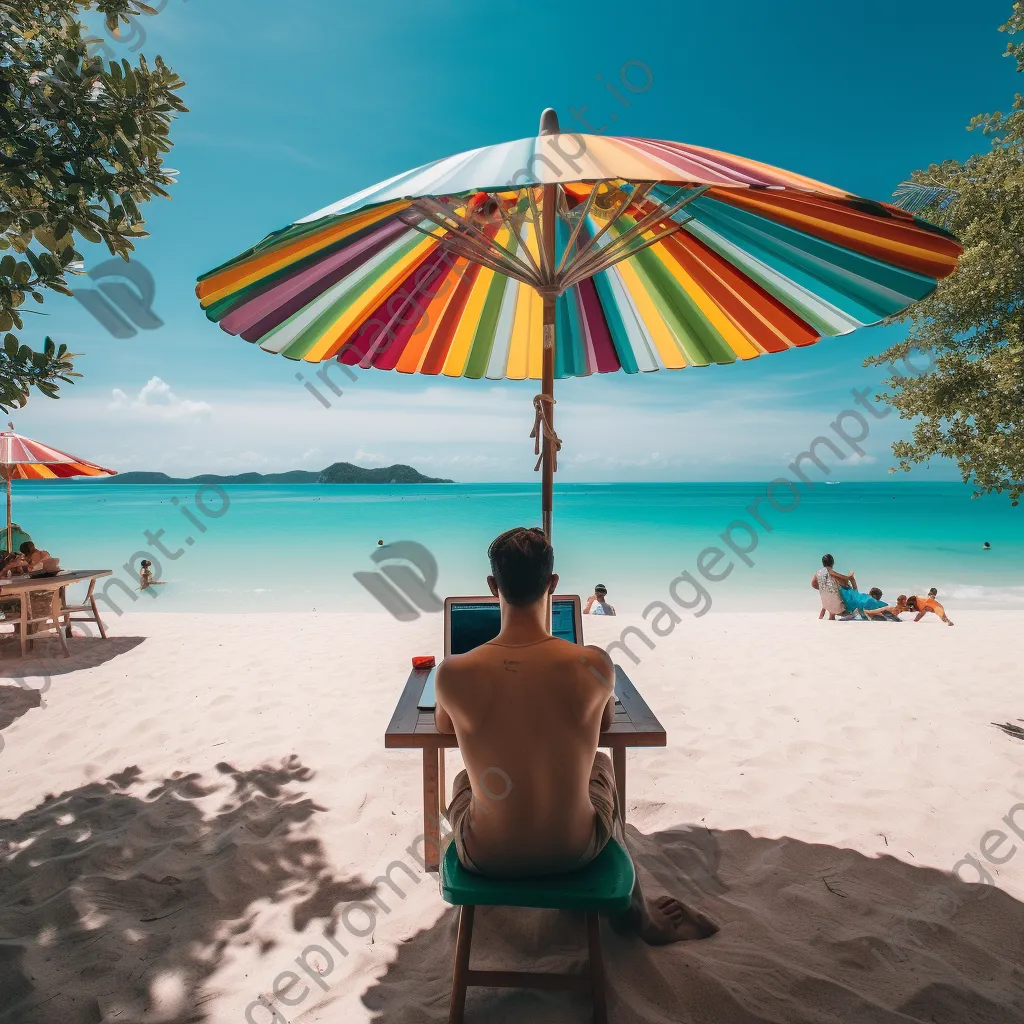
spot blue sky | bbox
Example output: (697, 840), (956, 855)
(11, 0), (1019, 481)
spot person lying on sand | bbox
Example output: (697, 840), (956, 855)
(435, 527), (718, 945)
(860, 595), (910, 621)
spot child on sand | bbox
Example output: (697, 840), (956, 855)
(908, 590), (954, 626)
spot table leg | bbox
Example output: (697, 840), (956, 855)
(18, 594), (26, 658)
(612, 747), (626, 827)
(422, 745), (440, 873)
(438, 746), (446, 821)
(61, 586), (72, 639)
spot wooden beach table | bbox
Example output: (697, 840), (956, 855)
(384, 664), (667, 873)
(0, 570), (113, 657)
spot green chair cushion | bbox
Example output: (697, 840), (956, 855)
(441, 838), (635, 913)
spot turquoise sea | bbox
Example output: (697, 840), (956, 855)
(8, 481), (1023, 617)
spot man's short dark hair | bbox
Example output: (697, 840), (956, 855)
(19, 541), (33, 555)
(822, 553), (834, 567)
(488, 527), (553, 606)
(595, 584), (607, 594)
(869, 587), (882, 600)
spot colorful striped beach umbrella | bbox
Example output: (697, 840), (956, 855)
(196, 110), (961, 537)
(0, 425), (116, 552)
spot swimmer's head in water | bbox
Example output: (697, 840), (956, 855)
(984, 542), (991, 548)
(822, 553), (835, 568)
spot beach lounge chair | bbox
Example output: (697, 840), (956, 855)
(440, 838), (635, 1023)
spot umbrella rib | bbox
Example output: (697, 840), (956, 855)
(436, 240), (540, 287)
(560, 221), (688, 292)
(396, 208), (537, 284)
(412, 197), (539, 282)
(564, 182), (656, 274)
(439, 229), (540, 284)
(525, 189), (550, 283)
(494, 195), (544, 280)
(560, 186), (708, 288)
(554, 181), (607, 277)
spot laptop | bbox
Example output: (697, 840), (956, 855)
(417, 595), (584, 709)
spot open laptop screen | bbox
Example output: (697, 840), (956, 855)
(448, 597), (580, 656)
(551, 600), (578, 644)
(448, 601), (503, 656)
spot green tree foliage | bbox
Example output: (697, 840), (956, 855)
(0, 0), (186, 410)
(868, 3), (1024, 503)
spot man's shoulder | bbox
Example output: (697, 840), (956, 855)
(574, 643), (615, 689)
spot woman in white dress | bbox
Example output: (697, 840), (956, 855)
(812, 554), (853, 619)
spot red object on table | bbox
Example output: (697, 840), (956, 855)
(412, 655), (435, 670)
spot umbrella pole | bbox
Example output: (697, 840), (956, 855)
(5, 473), (10, 555)
(540, 151), (558, 543)
(541, 297), (555, 542)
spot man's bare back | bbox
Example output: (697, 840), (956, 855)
(435, 635), (614, 876)
(433, 527), (719, 945)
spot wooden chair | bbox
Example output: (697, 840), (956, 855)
(60, 578), (107, 639)
(440, 838), (635, 1023)
(3, 591), (70, 658)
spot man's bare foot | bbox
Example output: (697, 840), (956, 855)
(612, 895), (718, 945)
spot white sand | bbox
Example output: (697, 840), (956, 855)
(1, 611), (1023, 1023)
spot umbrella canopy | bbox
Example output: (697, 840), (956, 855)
(196, 111), (961, 537)
(0, 426), (115, 551)
(197, 127), (959, 378)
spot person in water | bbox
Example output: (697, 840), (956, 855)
(137, 559), (166, 591)
(584, 584), (616, 615)
(434, 527), (718, 944)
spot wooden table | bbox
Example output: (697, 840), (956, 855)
(384, 664), (666, 873)
(0, 570), (112, 656)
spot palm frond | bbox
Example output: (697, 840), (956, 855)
(892, 181), (960, 220)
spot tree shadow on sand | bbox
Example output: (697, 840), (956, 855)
(362, 824), (1024, 1024)
(0, 683), (41, 737)
(0, 635), (147, 678)
(0, 756), (374, 1024)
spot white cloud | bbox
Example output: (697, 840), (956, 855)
(353, 447), (388, 465)
(109, 377), (212, 421)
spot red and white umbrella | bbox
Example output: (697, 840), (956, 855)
(0, 424), (116, 552)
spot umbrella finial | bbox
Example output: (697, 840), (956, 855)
(539, 108), (560, 136)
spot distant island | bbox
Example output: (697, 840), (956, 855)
(108, 462), (454, 485)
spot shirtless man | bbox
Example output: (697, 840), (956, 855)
(435, 526), (717, 944)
